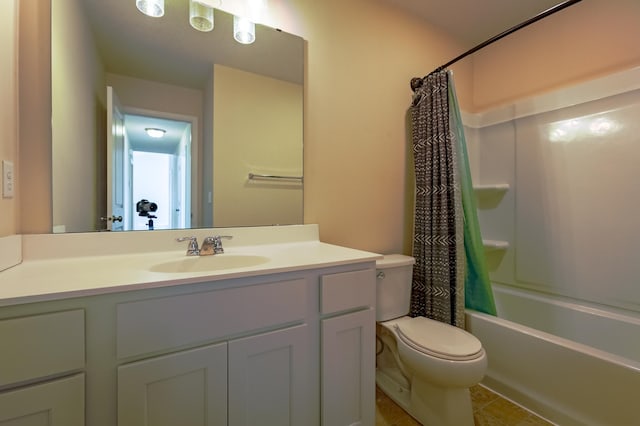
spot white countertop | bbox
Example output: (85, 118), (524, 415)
(0, 225), (381, 307)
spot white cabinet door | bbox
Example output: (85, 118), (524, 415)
(228, 324), (312, 426)
(322, 308), (376, 426)
(0, 374), (84, 426)
(118, 342), (227, 426)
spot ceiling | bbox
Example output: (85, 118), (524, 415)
(81, 0), (304, 89)
(126, 115), (191, 154)
(76, 0), (304, 155)
(381, 0), (572, 47)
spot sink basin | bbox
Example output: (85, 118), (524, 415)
(149, 255), (270, 273)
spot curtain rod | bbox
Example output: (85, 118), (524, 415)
(411, 0), (583, 91)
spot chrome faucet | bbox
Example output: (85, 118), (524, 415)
(201, 235), (233, 255)
(176, 236), (200, 256)
(176, 235), (233, 256)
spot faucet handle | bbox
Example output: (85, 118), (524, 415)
(176, 236), (199, 256)
(206, 235), (233, 254)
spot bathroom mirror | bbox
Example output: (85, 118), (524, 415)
(51, 0), (304, 233)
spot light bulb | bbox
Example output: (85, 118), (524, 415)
(190, 0), (214, 32)
(145, 128), (166, 138)
(233, 15), (255, 44)
(136, 0), (164, 18)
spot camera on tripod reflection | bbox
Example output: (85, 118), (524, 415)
(136, 199), (158, 217)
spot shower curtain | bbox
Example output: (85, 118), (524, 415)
(409, 70), (496, 328)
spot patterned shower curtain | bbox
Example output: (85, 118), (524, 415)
(409, 70), (496, 328)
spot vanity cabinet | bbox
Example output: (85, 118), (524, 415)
(115, 277), (313, 425)
(320, 269), (376, 426)
(118, 324), (311, 426)
(0, 259), (377, 426)
(0, 374), (85, 426)
(0, 310), (85, 426)
(228, 324), (311, 425)
(118, 342), (228, 426)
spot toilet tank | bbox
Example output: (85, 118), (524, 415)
(376, 254), (415, 321)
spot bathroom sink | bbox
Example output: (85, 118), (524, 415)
(149, 254), (270, 273)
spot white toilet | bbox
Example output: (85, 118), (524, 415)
(375, 254), (487, 426)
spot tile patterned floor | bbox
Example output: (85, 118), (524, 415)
(376, 384), (554, 426)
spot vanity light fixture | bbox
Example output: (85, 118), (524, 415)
(233, 15), (256, 44)
(190, 0), (219, 32)
(136, 0), (259, 44)
(136, 0), (164, 18)
(145, 128), (166, 138)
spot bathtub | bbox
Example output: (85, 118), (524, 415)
(465, 284), (640, 425)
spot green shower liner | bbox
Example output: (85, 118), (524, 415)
(448, 73), (497, 316)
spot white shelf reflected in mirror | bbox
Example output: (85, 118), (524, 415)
(483, 239), (509, 251)
(473, 183), (510, 194)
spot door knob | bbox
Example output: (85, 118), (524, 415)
(101, 215), (123, 222)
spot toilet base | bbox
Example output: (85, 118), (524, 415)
(410, 377), (474, 426)
(376, 368), (475, 426)
(375, 368), (413, 417)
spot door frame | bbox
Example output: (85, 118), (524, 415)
(107, 86), (126, 231)
(122, 106), (199, 229)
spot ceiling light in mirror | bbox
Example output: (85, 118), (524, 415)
(136, 0), (164, 18)
(589, 117), (619, 136)
(190, 0), (217, 32)
(234, 16), (256, 44)
(548, 114), (621, 144)
(145, 128), (167, 138)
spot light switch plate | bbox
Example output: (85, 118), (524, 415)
(3, 160), (14, 198)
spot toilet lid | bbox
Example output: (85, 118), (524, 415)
(395, 317), (483, 361)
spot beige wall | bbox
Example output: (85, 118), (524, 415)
(52, 0), (105, 233)
(291, 0), (464, 253)
(18, 0), (51, 235)
(0, 0), (18, 237)
(469, 0), (640, 112)
(12, 0), (639, 256)
(212, 65), (303, 227)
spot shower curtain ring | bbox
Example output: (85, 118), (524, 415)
(410, 77), (424, 92)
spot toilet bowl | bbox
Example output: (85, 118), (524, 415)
(375, 254), (487, 426)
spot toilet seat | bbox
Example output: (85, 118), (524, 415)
(394, 317), (483, 361)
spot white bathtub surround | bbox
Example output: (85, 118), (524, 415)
(467, 299), (640, 425)
(492, 284), (640, 362)
(464, 66), (640, 424)
(467, 66), (640, 313)
(0, 224), (380, 425)
(467, 283), (640, 424)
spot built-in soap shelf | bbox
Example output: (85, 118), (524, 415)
(475, 184), (509, 253)
(482, 239), (509, 251)
(473, 183), (510, 194)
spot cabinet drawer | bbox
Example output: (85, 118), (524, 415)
(0, 310), (85, 387)
(117, 278), (308, 359)
(0, 373), (85, 425)
(320, 269), (375, 315)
